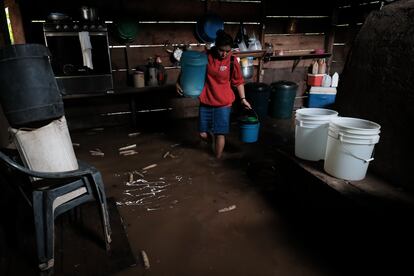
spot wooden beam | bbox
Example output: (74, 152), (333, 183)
(5, 0), (25, 44)
(325, 7), (338, 74)
(0, 0), (11, 46)
(258, 0), (266, 82)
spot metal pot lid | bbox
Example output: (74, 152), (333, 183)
(48, 12), (70, 21)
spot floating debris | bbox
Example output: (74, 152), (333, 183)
(117, 174), (191, 210)
(133, 170), (145, 178)
(163, 151), (170, 158)
(72, 143), (80, 147)
(218, 205), (236, 213)
(118, 144), (137, 151)
(89, 149), (104, 157)
(128, 132), (141, 137)
(123, 151), (138, 156)
(119, 149), (138, 156)
(142, 164), (157, 171)
(91, 127), (104, 131)
(170, 143), (181, 148)
(141, 250), (150, 269)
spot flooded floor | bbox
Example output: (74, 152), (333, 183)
(51, 117), (414, 275)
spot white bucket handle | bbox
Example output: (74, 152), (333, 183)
(297, 120), (329, 128)
(338, 133), (375, 163)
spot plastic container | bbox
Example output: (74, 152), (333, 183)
(245, 82), (271, 120)
(179, 51), (208, 98)
(196, 14), (224, 43)
(324, 117), (381, 181)
(308, 86), (337, 108)
(269, 81), (298, 119)
(295, 108), (339, 161)
(10, 116), (78, 181)
(239, 110), (260, 143)
(133, 71), (145, 88)
(115, 18), (139, 43)
(307, 74), (324, 86)
(0, 44), (63, 127)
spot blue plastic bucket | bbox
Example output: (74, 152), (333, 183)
(239, 110), (260, 143)
(240, 122), (260, 143)
(195, 14), (224, 43)
(180, 51), (208, 98)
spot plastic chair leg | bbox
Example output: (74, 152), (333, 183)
(32, 191), (55, 271)
(90, 172), (112, 249)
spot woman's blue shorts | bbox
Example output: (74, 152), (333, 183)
(198, 105), (231, 135)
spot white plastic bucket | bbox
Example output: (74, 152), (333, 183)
(294, 108), (338, 161)
(329, 117), (381, 135)
(324, 117), (381, 181)
(9, 116), (78, 181)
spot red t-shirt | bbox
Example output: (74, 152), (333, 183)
(199, 51), (244, 107)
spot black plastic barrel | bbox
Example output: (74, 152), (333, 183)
(244, 82), (271, 120)
(0, 44), (63, 127)
(269, 81), (298, 119)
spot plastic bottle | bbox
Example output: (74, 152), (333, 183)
(155, 56), (167, 85)
(146, 57), (158, 87)
(311, 61), (319, 75)
(331, 72), (339, 87)
(318, 59), (326, 74)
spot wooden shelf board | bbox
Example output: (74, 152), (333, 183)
(267, 53), (331, 61)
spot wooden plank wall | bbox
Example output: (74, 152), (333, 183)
(22, 0), (399, 128)
(262, 1), (333, 108)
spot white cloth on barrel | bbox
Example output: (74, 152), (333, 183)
(78, 31), (93, 70)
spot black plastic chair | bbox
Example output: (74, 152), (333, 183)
(0, 150), (111, 273)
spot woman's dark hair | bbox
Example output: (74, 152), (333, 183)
(215, 30), (233, 47)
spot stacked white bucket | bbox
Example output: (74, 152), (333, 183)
(295, 108), (381, 181)
(324, 117), (380, 181)
(295, 108), (338, 161)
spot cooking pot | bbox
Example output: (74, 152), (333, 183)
(48, 12), (70, 21)
(241, 65), (254, 79)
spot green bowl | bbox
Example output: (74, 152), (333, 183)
(116, 19), (139, 41)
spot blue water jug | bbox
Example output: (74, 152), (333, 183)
(180, 51), (208, 98)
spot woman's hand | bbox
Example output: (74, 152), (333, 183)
(176, 82), (184, 96)
(241, 98), (252, 109)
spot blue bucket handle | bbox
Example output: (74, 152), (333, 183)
(245, 108), (259, 121)
(239, 108), (259, 124)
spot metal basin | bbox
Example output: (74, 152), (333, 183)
(241, 65), (254, 79)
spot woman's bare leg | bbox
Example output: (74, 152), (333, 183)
(215, 135), (225, 159)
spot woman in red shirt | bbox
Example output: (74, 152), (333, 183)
(177, 30), (251, 159)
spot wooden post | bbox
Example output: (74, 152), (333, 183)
(5, 0), (26, 44)
(204, 0), (211, 13)
(257, 0), (266, 83)
(0, 0), (11, 46)
(325, 5), (337, 74)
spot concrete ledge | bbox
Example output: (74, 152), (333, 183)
(276, 146), (414, 209)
